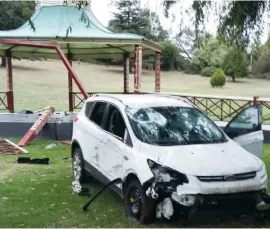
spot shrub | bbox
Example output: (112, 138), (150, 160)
(210, 68), (226, 87)
(201, 66), (216, 77)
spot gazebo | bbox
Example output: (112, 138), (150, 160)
(0, 5), (163, 113)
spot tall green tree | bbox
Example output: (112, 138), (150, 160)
(163, 1), (268, 48)
(0, 1), (35, 67)
(109, 0), (168, 42)
(222, 47), (249, 81)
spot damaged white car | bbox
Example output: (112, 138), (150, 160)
(72, 94), (268, 224)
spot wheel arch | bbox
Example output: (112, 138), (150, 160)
(122, 173), (139, 193)
(71, 139), (81, 157)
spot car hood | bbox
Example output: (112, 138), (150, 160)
(140, 140), (261, 176)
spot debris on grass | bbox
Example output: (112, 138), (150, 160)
(18, 106), (55, 147)
(60, 141), (71, 146)
(0, 139), (28, 156)
(44, 143), (56, 150)
(17, 157), (51, 165)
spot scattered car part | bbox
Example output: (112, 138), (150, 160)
(156, 197), (174, 220)
(44, 143), (56, 150)
(83, 178), (121, 212)
(17, 157), (51, 165)
(72, 180), (83, 193)
(17, 110), (34, 114)
(60, 141), (71, 146)
(0, 139), (28, 156)
(72, 180), (91, 196)
(18, 106), (55, 147)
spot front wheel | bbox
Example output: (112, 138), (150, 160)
(72, 147), (87, 182)
(124, 180), (155, 224)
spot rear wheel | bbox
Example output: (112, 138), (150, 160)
(72, 147), (87, 182)
(124, 180), (155, 224)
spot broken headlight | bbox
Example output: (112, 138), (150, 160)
(147, 159), (189, 184)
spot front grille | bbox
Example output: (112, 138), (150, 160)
(199, 190), (262, 209)
(197, 171), (256, 182)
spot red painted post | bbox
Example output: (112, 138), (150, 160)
(155, 51), (161, 92)
(18, 106), (55, 147)
(134, 45), (142, 94)
(134, 45), (138, 93)
(68, 59), (73, 112)
(138, 45), (142, 93)
(5, 51), (14, 113)
(123, 53), (130, 94)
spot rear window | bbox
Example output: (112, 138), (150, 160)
(90, 102), (107, 126)
(85, 101), (95, 119)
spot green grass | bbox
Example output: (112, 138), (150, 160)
(1, 140), (270, 227)
(0, 59), (270, 112)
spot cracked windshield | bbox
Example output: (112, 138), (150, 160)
(126, 106), (227, 146)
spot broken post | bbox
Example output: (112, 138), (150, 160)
(6, 51), (14, 113)
(18, 106), (55, 147)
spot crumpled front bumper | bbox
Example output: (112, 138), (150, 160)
(171, 170), (268, 207)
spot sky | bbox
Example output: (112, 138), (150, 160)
(91, 0), (269, 45)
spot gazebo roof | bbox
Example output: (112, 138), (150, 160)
(0, 5), (163, 59)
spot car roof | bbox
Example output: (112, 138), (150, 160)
(87, 94), (193, 109)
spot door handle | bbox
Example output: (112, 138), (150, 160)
(124, 156), (129, 160)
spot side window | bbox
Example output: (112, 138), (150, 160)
(224, 106), (261, 138)
(105, 105), (126, 139)
(85, 101), (95, 119)
(228, 106), (259, 130)
(90, 102), (107, 126)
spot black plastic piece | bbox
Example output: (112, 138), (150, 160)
(17, 157), (51, 165)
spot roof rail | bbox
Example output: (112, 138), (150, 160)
(92, 93), (125, 105)
(146, 93), (195, 107)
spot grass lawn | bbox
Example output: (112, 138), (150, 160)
(0, 59), (269, 112)
(1, 140), (270, 227)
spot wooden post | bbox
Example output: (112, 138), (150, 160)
(134, 45), (142, 94)
(253, 96), (259, 105)
(123, 53), (130, 94)
(68, 58), (73, 112)
(155, 51), (161, 92)
(6, 51), (14, 113)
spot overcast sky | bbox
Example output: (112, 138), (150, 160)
(91, 0), (269, 44)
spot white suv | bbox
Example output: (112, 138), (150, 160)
(72, 94), (267, 223)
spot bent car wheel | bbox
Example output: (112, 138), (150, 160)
(72, 147), (86, 183)
(124, 180), (155, 224)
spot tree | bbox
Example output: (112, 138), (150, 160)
(192, 37), (229, 69)
(222, 47), (249, 81)
(173, 27), (212, 60)
(163, 0), (268, 48)
(0, 1), (35, 67)
(159, 41), (179, 71)
(109, 0), (168, 42)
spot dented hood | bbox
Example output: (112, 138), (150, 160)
(140, 140), (261, 176)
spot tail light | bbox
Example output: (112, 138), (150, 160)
(74, 117), (78, 122)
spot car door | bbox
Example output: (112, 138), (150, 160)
(224, 105), (264, 158)
(83, 101), (108, 170)
(98, 103), (130, 181)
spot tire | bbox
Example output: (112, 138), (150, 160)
(72, 147), (87, 183)
(124, 180), (155, 224)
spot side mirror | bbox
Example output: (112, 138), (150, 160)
(225, 129), (239, 139)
